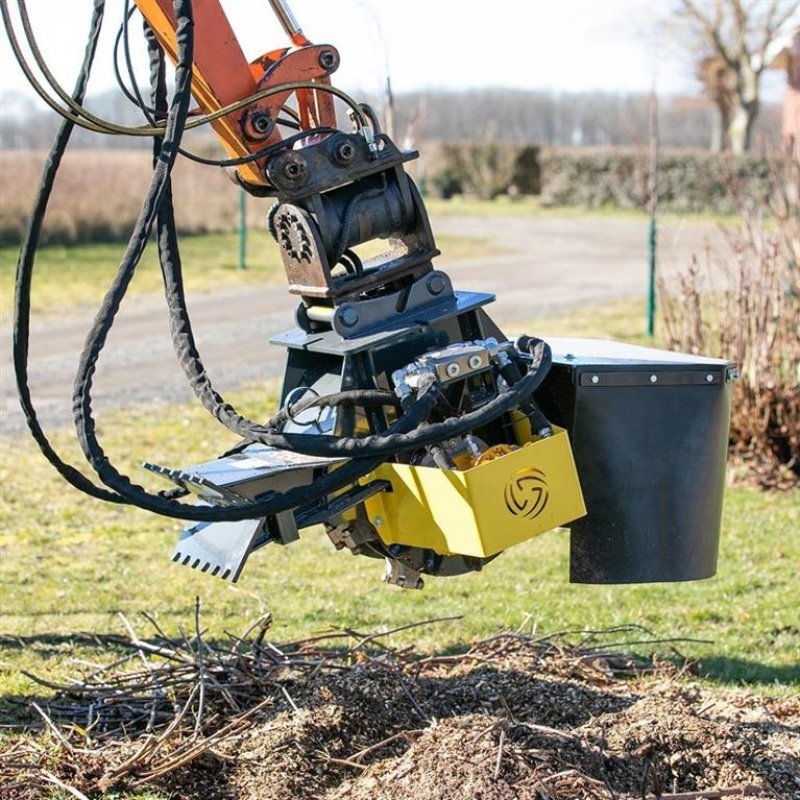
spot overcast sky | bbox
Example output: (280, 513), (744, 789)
(0, 0), (787, 107)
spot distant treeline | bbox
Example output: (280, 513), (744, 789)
(392, 89), (782, 151)
(1, 87), (783, 151)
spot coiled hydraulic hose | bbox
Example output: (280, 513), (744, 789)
(15, 0), (553, 526)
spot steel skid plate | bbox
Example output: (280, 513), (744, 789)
(144, 446), (343, 582)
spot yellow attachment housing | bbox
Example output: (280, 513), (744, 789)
(361, 425), (586, 558)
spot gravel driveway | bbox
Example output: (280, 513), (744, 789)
(0, 213), (724, 436)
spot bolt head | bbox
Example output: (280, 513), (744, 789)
(426, 274), (446, 295)
(284, 160), (307, 179)
(706, 373), (714, 383)
(373, 516), (384, 527)
(338, 306), (359, 327)
(468, 354), (484, 370)
(445, 362), (462, 378)
(590, 375), (600, 384)
(244, 109), (274, 140)
(319, 50), (338, 71)
(650, 374), (658, 384)
(332, 139), (356, 165)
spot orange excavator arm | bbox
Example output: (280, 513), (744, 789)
(133, 0), (339, 186)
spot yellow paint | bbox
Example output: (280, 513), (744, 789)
(362, 426), (586, 557)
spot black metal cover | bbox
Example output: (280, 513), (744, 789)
(535, 338), (736, 584)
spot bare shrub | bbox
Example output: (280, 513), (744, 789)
(431, 140), (539, 200)
(660, 158), (800, 489)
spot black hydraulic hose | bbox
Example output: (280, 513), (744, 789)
(114, 3), (158, 117)
(264, 389), (400, 430)
(12, 0), (124, 504)
(65, 0), (440, 523)
(152, 116), (553, 460)
(159, 198), (552, 463)
(94, 387), (438, 523)
(200, 341), (553, 459)
(158, 171), (554, 460)
(15, 0), (553, 527)
(499, 339), (553, 438)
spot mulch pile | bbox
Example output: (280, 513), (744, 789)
(1, 613), (798, 800)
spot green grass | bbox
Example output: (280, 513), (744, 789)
(0, 398), (797, 708)
(1, 298), (797, 719)
(423, 194), (739, 225)
(0, 231), (497, 316)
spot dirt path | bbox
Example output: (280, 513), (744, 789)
(0, 214), (723, 436)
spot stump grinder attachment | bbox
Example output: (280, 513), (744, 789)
(7, 0), (736, 589)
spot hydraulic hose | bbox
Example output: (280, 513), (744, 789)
(14, 0), (553, 528)
(12, 0), (124, 504)
(66, 0), (437, 523)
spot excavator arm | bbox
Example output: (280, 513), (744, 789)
(134, 0), (339, 186)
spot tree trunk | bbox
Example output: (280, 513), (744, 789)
(728, 66), (760, 154)
(728, 99), (758, 154)
(712, 103), (731, 152)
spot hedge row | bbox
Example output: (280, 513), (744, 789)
(423, 143), (776, 214)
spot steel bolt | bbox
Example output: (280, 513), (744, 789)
(468, 354), (484, 370)
(338, 306), (359, 327)
(373, 516), (384, 527)
(283, 160), (306, 180)
(650, 374), (658, 384)
(244, 109), (274, 140)
(252, 114), (270, 134)
(319, 50), (338, 70)
(426, 274), (446, 295)
(446, 362), (462, 378)
(706, 373), (714, 383)
(333, 140), (356, 164)
(590, 375), (599, 384)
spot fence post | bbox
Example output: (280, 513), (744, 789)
(647, 88), (659, 338)
(238, 187), (247, 271)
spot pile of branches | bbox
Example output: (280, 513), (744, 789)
(1, 611), (786, 800)
(0, 611), (685, 798)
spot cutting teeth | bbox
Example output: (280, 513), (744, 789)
(170, 518), (264, 583)
(172, 547), (239, 582)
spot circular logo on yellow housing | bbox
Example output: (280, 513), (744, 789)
(504, 468), (549, 520)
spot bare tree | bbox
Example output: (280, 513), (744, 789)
(678, 0), (799, 153)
